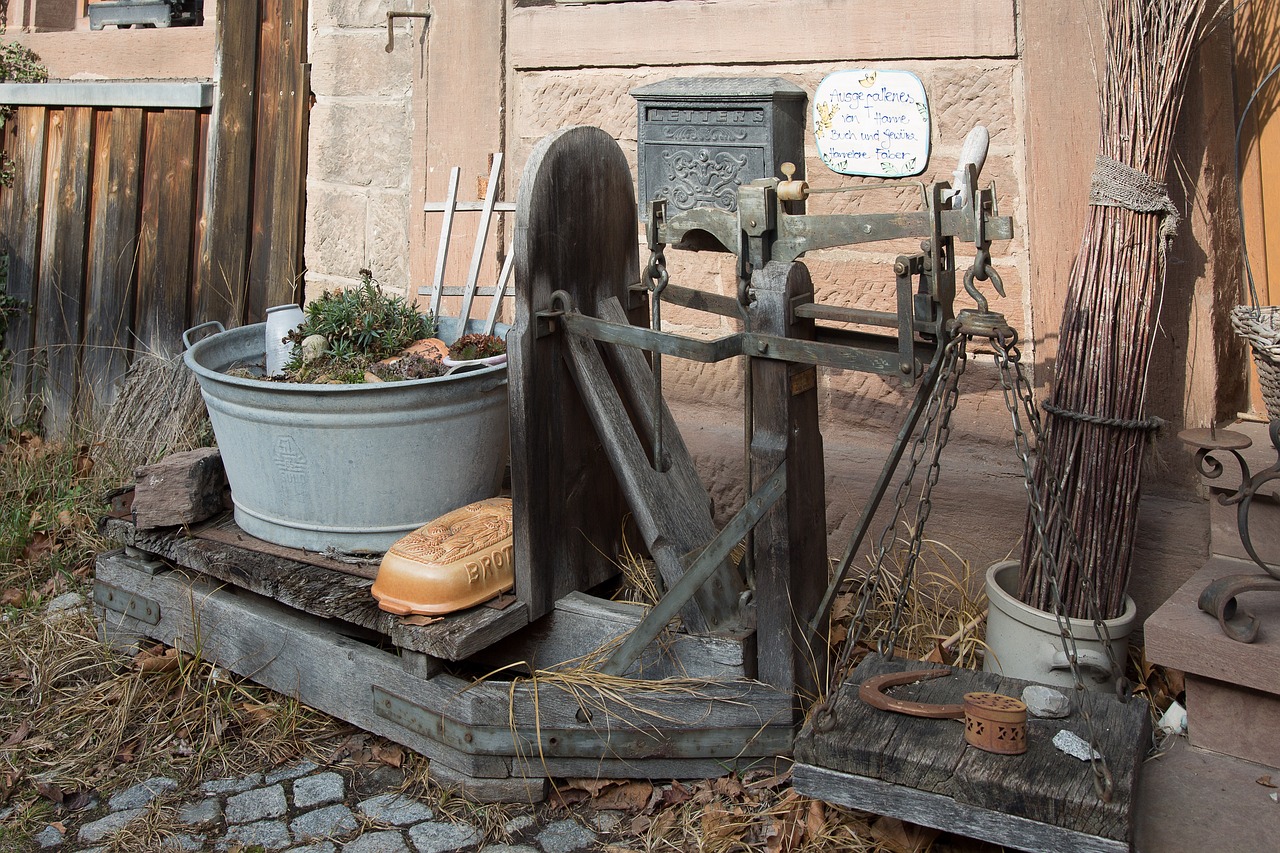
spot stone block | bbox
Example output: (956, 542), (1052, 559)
(292, 772), (345, 809)
(312, 0), (387, 28)
(310, 30), (415, 99)
(357, 792), (435, 826)
(290, 804), (358, 842)
(225, 784), (288, 824)
(1185, 674), (1280, 767)
(305, 184), (369, 281)
(367, 190), (412, 292)
(308, 100), (413, 190)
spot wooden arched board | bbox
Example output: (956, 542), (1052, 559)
(509, 126), (645, 620)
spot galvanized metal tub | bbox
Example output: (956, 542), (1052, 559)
(182, 317), (510, 553)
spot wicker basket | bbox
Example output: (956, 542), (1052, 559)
(1232, 305), (1280, 420)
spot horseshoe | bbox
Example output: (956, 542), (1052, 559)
(858, 669), (966, 719)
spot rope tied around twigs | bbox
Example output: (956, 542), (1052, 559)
(1042, 401), (1164, 435)
(1089, 155), (1181, 254)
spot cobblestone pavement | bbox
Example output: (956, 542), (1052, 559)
(28, 761), (618, 852)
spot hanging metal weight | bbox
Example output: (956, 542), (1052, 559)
(644, 248), (670, 470)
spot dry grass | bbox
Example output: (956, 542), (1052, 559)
(0, 421), (347, 846)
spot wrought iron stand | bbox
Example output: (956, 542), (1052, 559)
(1179, 419), (1280, 642)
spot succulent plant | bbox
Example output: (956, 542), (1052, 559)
(281, 269), (436, 383)
(447, 333), (506, 361)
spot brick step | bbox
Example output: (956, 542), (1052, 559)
(1144, 555), (1280, 766)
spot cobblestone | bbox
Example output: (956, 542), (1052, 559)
(202, 773), (263, 795)
(358, 791), (434, 825)
(407, 820), (482, 853)
(220, 818), (292, 851)
(267, 760), (320, 785)
(177, 795), (223, 826)
(293, 770), (346, 809)
(77, 807), (147, 844)
(290, 803), (358, 842)
(226, 784), (288, 824)
(34, 824), (64, 848)
(107, 775), (178, 810)
(537, 818), (599, 853)
(342, 830), (412, 852)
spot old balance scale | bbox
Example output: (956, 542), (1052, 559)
(96, 78), (1147, 849)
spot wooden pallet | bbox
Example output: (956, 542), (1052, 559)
(94, 538), (791, 802)
(793, 657), (1149, 852)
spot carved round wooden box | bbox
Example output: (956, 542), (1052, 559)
(371, 497), (514, 616)
(962, 691), (1028, 755)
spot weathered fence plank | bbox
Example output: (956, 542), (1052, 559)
(136, 109), (200, 358)
(0, 106), (47, 421)
(35, 107), (93, 432)
(194, 0), (259, 326)
(83, 108), (144, 415)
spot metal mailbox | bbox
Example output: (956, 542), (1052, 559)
(632, 77), (806, 219)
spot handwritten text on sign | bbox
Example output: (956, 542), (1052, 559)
(813, 70), (930, 178)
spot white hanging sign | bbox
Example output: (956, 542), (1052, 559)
(813, 70), (931, 178)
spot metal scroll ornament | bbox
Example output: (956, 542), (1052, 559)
(660, 149), (749, 212)
(1179, 420), (1280, 642)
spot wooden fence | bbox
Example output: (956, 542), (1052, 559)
(0, 0), (309, 432)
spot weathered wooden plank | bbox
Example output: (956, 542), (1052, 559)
(0, 106), (47, 421)
(748, 261), (828, 706)
(562, 309), (743, 635)
(131, 447), (228, 529)
(468, 590), (749, 680)
(83, 107), (144, 415)
(136, 108), (199, 357)
(94, 550), (511, 780)
(792, 764), (1129, 853)
(509, 0), (1018, 69)
(101, 516), (530, 661)
(246, 0), (289, 321)
(35, 106), (93, 434)
(264, 0), (308, 309)
(511, 125), (641, 620)
(194, 0), (260, 326)
(794, 656), (1149, 842)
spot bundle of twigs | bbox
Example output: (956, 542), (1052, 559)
(1018, 0), (1218, 619)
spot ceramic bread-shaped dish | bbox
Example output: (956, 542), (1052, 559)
(371, 497), (514, 615)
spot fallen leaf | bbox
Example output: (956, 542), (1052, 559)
(711, 775), (745, 799)
(401, 614), (442, 627)
(56, 509), (73, 528)
(1258, 775), (1278, 788)
(0, 588), (23, 607)
(49, 821), (66, 833)
(871, 816), (939, 853)
(806, 799), (825, 839)
(136, 647), (181, 674)
(372, 742), (404, 768)
(73, 446), (95, 479)
(62, 789), (96, 811)
(0, 769), (20, 801)
(591, 779), (653, 812)
(35, 781), (64, 804)
(22, 531), (56, 563)
(3, 721), (31, 748)
(114, 738), (139, 764)
(745, 768), (791, 791)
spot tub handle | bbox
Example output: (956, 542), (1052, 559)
(1049, 648), (1114, 678)
(183, 321), (225, 350)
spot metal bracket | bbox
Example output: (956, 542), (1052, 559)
(386, 10), (431, 53)
(93, 581), (160, 625)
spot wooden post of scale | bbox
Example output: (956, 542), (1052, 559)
(748, 260), (829, 709)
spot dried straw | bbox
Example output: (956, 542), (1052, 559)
(1019, 0), (1221, 618)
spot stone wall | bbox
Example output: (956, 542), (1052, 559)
(304, 0), (419, 302)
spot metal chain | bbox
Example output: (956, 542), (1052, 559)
(645, 248), (669, 470)
(882, 335), (968, 658)
(831, 328), (966, 678)
(987, 327), (1116, 802)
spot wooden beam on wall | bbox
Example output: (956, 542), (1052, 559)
(509, 0), (1018, 69)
